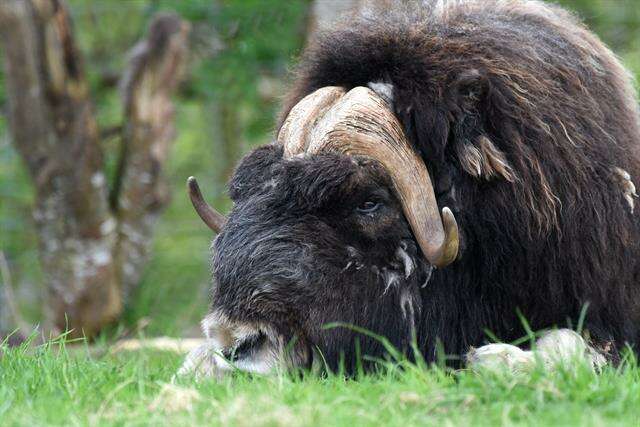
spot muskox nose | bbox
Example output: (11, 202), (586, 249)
(177, 310), (283, 379)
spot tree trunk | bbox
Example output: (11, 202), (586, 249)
(0, 1), (188, 338)
(113, 14), (189, 297)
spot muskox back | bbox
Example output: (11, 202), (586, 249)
(281, 0), (640, 358)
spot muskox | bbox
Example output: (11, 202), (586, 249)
(180, 0), (640, 377)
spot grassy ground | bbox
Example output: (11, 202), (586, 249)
(1, 2), (640, 427)
(2, 339), (639, 427)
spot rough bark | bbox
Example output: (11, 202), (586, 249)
(0, 1), (188, 338)
(0, 0), (119, 338)
(0, 252), (24, 344)
(113, 14), (189, 297)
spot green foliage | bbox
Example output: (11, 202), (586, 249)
(561, 0), (640, 81)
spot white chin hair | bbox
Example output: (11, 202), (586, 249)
(176, 338), (278, 381)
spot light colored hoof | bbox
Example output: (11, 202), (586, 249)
(466, 329), (606, 373)
(466, 343), (535, 373)
(535, 329), (607, 369)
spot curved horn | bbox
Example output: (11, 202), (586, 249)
(279, 86), (346, 157)
(187, 176), (227, 233)
(278, 87), (459, 268)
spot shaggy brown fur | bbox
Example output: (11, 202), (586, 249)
(276, 0), (640, 359)
(200, 0), (640, 373)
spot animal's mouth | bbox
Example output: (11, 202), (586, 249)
(209, 318), (282, 375)
(218, 330), (283, 375)
(178, 310), (302, 379)
(221, 331), (267, 362)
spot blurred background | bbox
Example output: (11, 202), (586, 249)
(0, 0), (638, 341)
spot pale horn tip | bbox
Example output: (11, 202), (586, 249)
(436, 206), (459, 268)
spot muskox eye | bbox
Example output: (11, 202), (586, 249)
(357, 201), (381, 214)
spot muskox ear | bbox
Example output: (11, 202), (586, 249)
(229, 143), (284, 201)
(448, 68), (488, 114)
(396, 70), (488, 173)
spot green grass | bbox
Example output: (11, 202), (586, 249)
(2, 339), (640, 427)
(1, 2), (640, 426)
(1, 0), (638, 335)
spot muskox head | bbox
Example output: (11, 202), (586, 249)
(187, 86), (458, 376)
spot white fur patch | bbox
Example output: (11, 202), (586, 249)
(382, 268), (402, 294)
(535, 329), (606, 368)
(466, 329), (606, 373)
(367, 81), (394, 107)
(466, 343), (535, 372)
(399, 289), (416, 338)
(395, 245), (415, 278)
(613, 167), (638, 213)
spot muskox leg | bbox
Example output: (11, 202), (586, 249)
(466, 329), (607, 373)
